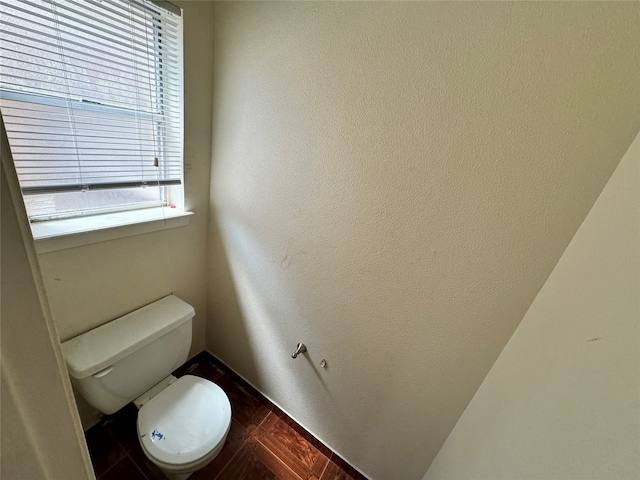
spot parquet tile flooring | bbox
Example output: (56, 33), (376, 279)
(85, 351), (367, 480)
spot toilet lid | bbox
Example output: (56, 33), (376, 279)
(137, 375), (231, 466)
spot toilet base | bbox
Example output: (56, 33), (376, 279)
(159, 470), (192, 480)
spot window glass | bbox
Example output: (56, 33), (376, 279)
(0, 0), (183, 221)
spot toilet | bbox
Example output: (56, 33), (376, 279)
(61, 295), (231, 480)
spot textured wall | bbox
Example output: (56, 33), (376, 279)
(207, 2), (640, 479)
(2, 123), (95, 480)
(36, 1), (215, 352)
(425, 130), (640, 480)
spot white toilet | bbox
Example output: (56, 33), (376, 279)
(61, 295), (231, 480)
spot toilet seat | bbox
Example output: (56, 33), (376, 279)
(137, 375), (231, 468)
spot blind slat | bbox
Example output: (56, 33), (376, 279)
(1, 99), (182, 123)
(0, 0), (183, 215)
(1, 0), (180, 61)
(1, 47), (182, 90)
(0, 28), (181, 77)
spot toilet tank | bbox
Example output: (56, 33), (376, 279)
(61, 295), (195, 415)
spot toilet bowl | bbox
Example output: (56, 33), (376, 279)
(61, 295), (232, 479)
(137, 375), (231, 480)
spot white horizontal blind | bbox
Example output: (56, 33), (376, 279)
(0, 0), (183, 197)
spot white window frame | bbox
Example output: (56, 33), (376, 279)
(0, 0), (189, 248)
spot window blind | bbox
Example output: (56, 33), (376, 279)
(0, 0), (183, 195)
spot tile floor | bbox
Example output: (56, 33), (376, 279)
(85, 351), (367, 480)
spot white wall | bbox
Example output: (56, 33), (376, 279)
(207, 2), (640, 479)
(425, 130), (640, 480)
(1, 122), (94, 480)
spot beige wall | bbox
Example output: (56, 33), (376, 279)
(207, 2), (640, 479)
(1, 122), (94, 480)
(425, 130), (640, 480)
(29, 1), (215, 429)
(36, 1), (215, 351)
(6, 2), (639, 479)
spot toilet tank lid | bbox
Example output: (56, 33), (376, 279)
(61, 295), (195, 380)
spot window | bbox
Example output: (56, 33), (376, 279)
(0, 0), (183, 222)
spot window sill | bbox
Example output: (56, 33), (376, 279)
(32, 207), (193, 254)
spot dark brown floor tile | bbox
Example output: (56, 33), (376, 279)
(176, 358), (225, 383)
(191, 419), (247, 479)
(216, 443), (300, 480)
(106, 403), (140, 453)
(173, 351), (224, 381)
(215, 373), (270, 429)
(257, 412), (329, 480)
(127, 443), (168, 480)
(86, 425), (127, 477)
(270, 406), (333, 458)
(98, 456), (146, 480)
(87, 351), (366, 480)
(173, 351), (209, 376)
